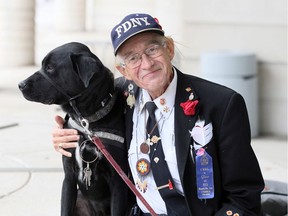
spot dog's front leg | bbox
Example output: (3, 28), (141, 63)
(61, 153), (78, 216)
(110, 169), (130, 216)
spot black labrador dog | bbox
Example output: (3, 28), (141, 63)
(18, 42), (130, 216)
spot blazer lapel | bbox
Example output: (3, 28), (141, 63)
(174, 70), (199, 181)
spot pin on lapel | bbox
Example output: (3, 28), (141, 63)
(163, 106), (170, 113)
(160, 98), (166, 105)
(151, 135), (161, 144)
(126, 83), (135, 108)
(189, 92), (194, 100)
(185, 87), (192, 92)
(154, 157), (159, 163)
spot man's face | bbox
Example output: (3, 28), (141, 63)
(116, 32), (175, 99)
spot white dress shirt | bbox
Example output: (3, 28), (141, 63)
(128, 69), (184, 214)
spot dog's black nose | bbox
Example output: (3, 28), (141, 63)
(18, 81), (27, 91)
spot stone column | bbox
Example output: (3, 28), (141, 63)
(0, 0), (35, 66)
(54, 0), (86, 32)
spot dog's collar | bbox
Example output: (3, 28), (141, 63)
(81, 92), (117, 123)
(67, 118), (125, 144)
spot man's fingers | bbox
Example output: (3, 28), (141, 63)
(53, 134), (79, 143)
(58, 142), (78, 149)
(61, 150), (72, 158)
(57, 146), (72, 158)
(54, 142), (78, 157)
(54, 115), (65, 129)
(52, 128), (78, 137)
(52, 115), (79, 157)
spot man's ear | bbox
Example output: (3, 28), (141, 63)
(116, 65), (132, 80)
(71, 54), (99, 88)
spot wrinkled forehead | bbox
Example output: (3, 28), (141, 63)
(117, 32), (164, 57)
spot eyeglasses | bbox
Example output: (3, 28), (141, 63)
(121, 41), (166, 69)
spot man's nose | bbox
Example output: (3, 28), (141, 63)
(140, 53), (154, 68)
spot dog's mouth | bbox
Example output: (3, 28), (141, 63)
(18, 81), (56, 105)
(40, 98), (55, 105)
(23, 93), (55, 105)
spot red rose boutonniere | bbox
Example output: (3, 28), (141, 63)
(180, 99), (199, 115)
(180, 87), (199, 116)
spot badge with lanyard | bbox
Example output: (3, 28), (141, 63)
(195, 148), (214, 199)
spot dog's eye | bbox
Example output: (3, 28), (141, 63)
(45, 64), (54, 73)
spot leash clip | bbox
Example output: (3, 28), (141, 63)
(79, 117), (93, 137)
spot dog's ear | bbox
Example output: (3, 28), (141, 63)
(71, 54), (99, 88)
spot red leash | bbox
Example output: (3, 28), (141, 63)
(91, 136), (157, 216)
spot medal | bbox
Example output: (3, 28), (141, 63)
(140, 142), (150, 154)
(136, 158), (150, 176)
(136, 159), (150, 193)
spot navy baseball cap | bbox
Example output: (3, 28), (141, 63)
(111, 13), (165, 55)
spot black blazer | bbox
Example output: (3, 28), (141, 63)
(115, 68), (264, 216)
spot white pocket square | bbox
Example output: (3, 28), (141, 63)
(190, 119), (213, 150)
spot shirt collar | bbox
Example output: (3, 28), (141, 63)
(137, 67), (177, 118)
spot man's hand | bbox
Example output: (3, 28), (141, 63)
(52, 115), (79, 157)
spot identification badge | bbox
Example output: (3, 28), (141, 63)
(195, 148), (214, 199)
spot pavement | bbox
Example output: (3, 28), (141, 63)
(0, 66), (287, 216)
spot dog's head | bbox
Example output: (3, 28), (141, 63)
(19, 42), (113, 106)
